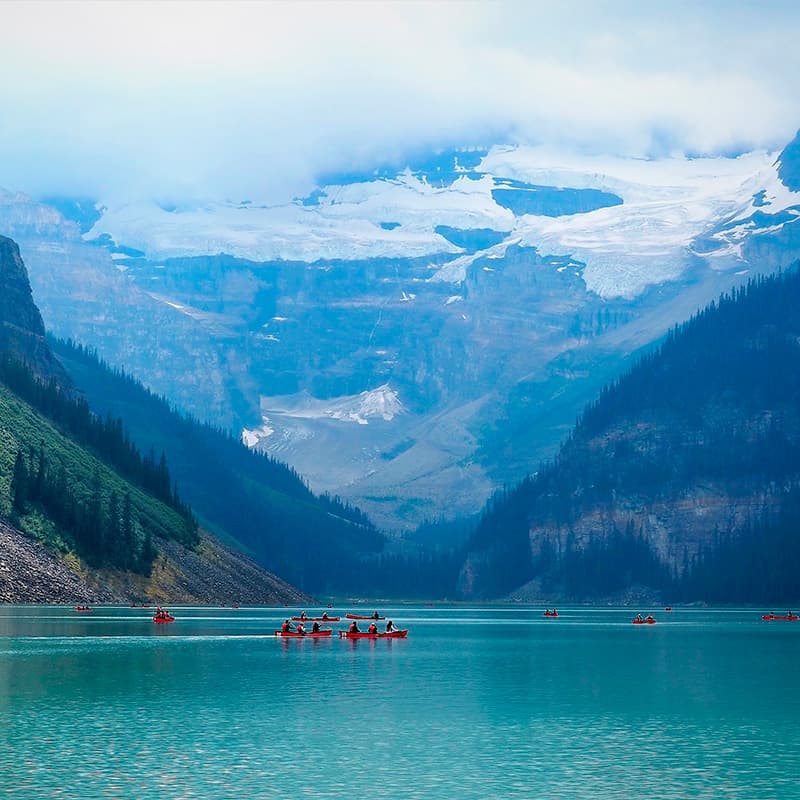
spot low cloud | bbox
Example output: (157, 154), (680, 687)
(1, 0), (799, 202)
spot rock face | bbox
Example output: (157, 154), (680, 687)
(0, 518), (310, 605)
(0, 235), (67, 384)
(0, 518), (113, 603)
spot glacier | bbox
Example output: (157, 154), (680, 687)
(83, 145), (800, 302)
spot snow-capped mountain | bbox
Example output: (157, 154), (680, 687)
(4, 132), (800, 529)
(85, 143), (798, 300)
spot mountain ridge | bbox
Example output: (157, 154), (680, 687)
(459, 266), (800, 602)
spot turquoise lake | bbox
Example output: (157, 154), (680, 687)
(1, 605), (799, 799)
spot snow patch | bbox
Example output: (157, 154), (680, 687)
(260, 385), (404, 426)
(242, 419), (275, 448)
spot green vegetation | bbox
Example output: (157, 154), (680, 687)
(0, 364), (196, 573)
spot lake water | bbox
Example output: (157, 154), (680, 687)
(1, 605), (798, 799)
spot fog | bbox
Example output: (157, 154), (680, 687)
(1, 0), (799, 202)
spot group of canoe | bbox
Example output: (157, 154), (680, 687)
(275, 611), (408, 639)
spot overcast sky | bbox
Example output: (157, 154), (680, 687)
(2, 0), (800, 202)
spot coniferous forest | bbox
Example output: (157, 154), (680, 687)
(0, 358), (197, 574)
(461, 267), (800, 602)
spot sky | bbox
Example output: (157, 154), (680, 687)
(2, 0), (800, 202)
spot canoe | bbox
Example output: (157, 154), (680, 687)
(75, 607), (92, 612)
(339, 630), (408, 639)
(345, 614), (385, 620)
(632, 618), (656, 625)
(274, 630), (333, 638)
(761, 614), (798, 621)
(665, 607), (673, 612)
(291, 616), (340, 622)
(543, 612), (559, 617)
(153, 616), (175, 624)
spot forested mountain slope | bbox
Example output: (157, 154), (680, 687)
(460, 266), (800, 603)
(51, 338), (389, 594)
(0, 235), (307, 603)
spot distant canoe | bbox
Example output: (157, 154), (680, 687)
(274, 630), (333, 638)
(345, 613), (385, 620)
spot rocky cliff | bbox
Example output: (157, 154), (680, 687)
(0, 235), (67, 383)
(0, 519), (309, 605)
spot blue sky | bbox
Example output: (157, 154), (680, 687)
(1, 0), (799, 201)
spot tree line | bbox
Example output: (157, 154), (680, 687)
(0, 354), (197, 546)
(11, 445), (156, 572)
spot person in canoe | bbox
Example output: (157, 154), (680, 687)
(299, 611), (308, 621)
(296, 622), (306, 636)
(321, 612), (330, 621)
(349, 620), (360, 633)
(635, 613), (643, 622)
(281, 619), (292, 633)
(312, 621), (321, 633)
(368, 622), (378, 634)
(645, 614), (655, 623)
(386, 620), (398, 633)
(371, 611), (380, 620)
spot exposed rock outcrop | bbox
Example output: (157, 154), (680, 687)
(0, 518), (112, 603)
(0, 518), (310, 605)
(0, 235), (68, 384)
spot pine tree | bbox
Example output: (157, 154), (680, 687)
(10, 450), (28, 514)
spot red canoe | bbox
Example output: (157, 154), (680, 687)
(274, 629), (333, 638)
(632, 618), (656, 625)
(761, 614), (798, 621)
(153, 616), (175, 624)
(75, 607), (92, 613)
(345, 614), (385, 620)
(543, 612), (559, 617)
(291, 616), (340, 622)
(339, 630), (408, 639)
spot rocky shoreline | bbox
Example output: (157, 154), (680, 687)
(0, 517), (310, 605)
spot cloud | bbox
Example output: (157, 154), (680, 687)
(1, 0), (799, 201)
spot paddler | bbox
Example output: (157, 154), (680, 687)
(371, 611), (380, 620)
(281, 619), (292, 633)
(349, 620), (360, 633)
(299, 611), (308, 620)
(367, 622), (378, 634)
(321, 612), (329, 621)
(312, 621), (321, 633)
(386, 620), (398, 633)
(296, 622), (306, 636)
